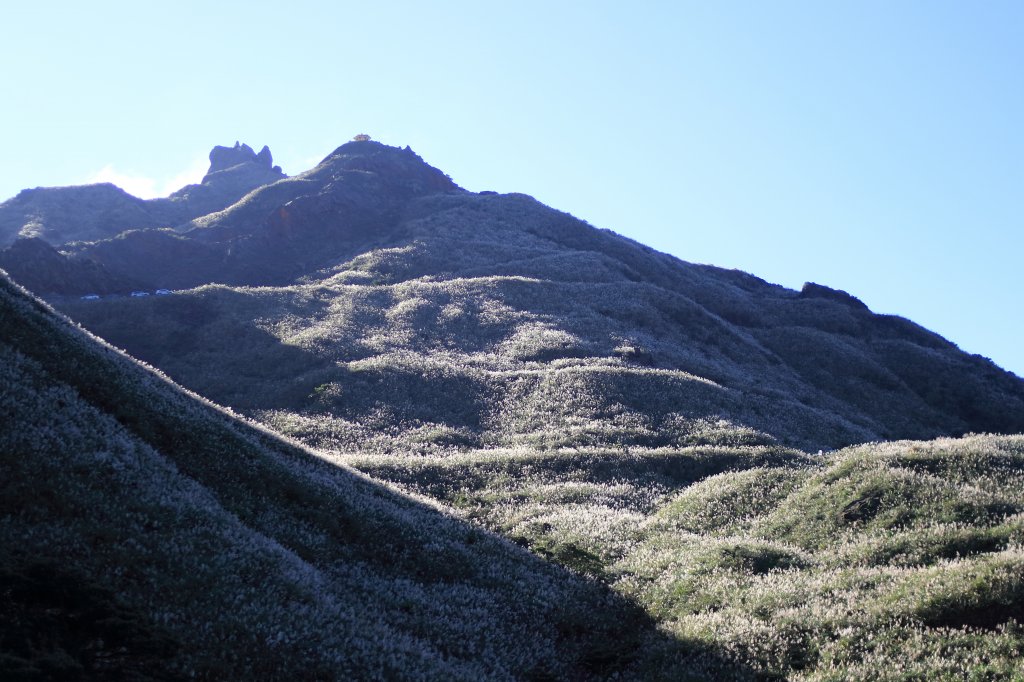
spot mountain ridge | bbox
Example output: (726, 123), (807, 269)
(0, 140), (287, 249)
(4, 139), (1020, 452)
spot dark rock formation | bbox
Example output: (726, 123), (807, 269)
(255, 144), (273, 168)
(160, 142), (286, 218)
(208, 141), (259, 173)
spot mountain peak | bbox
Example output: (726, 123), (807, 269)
(207, 141), (281, 175)
(321, 137), (396, 162)
(313, 139), (459, 193)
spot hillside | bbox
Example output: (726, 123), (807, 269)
(4, 268), (1023, 679)
(2, 139), (1023, 679)
(0, 271), (726, 679)
(46, 141), (1024, 454)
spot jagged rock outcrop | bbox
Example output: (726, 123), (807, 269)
(156, 142), (286, 219)
(207, 141), (280, 174)
(208, 141), (260, 173)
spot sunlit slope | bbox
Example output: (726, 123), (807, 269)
(63, 185), (1024, 452)
(0, 272), (737, 680)
(349, 435), (1024, 680)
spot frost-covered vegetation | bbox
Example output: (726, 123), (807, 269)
(15, 142), (1024, 678)
(0, 274), (740, 679)
(347, 436), (1024, 679)
(62, 189), (1024, 456)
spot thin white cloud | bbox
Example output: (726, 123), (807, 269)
(85, 156), (209, 199)
(301, 154), (324, 169)
(162, 156), (209, 193)
(87, 165), (159, 198)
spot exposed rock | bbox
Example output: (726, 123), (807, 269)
(255, 145), (273, 168)
(165, 142), (286, 218)
(207, 141), (258, 174)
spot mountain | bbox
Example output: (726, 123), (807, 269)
(0, 141), (285, 249)
(0, 271), (728, 679)
(3, 138), (1023, 679)
(35, 140), (1024, 453)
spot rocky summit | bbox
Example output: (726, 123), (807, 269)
(207, 141), (279, 174)
(2, 138), (1023, 680)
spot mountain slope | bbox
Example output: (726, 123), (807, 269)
(4, 267), (1023, 679)
(0, 271), (731, 680)
(3, 138), (1023, 679)
(51, 140), (458, 290)
(347, 433), (1024, 680)
(48, 142), (1024, 452)
(0, 236), (140, 295)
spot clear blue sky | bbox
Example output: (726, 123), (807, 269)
(3, 1), (1022, 377)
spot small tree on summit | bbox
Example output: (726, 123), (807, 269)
(352, 134), (371, 142)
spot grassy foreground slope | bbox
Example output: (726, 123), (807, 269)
(0, 271), (745, 680)
(348, 436), (1024, 679)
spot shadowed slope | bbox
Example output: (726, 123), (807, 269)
(0, 272), (746, 680)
